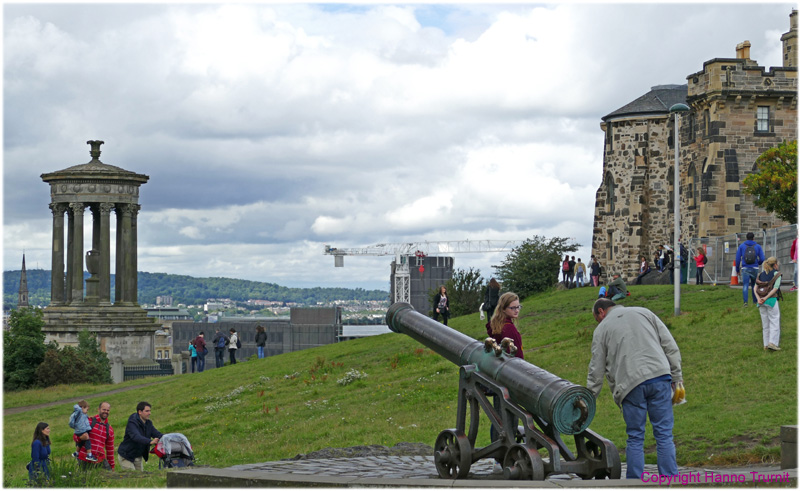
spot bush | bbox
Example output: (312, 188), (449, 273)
(493, 236), (579, 299)
(35, 330), (111, 387)
(3, 308), (46, 391)
(429, 267), (485, 318)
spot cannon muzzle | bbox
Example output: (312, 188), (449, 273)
(386, 302), (595, 435)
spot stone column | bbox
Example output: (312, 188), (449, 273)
(49, 203), (67, 305)
(98, 203), (113, 305)
(69, 203), (86, 304)
(115, 205), (123, 305)
(129, 204), (141, 304)
(66, 206), (74, 304)
(116, 204), (133, 305)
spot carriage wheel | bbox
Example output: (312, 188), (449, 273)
(581, 440), (621, 480)
(434, 429), (472, 479)
(502, 444), (545, 480)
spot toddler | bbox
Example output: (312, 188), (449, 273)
(69, 400), (97, 461)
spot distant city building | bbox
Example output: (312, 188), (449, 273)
(156, 295), (173, 306)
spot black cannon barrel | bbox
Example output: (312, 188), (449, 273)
(386, 302), (595, 435)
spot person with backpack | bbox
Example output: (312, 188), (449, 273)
(192, 332), (207, 372)
(73, 402), (115, 470)
(561, 255), (570, 284)
(211, 329), (230, 368)
(228, 328), (240, 364)
(735, 232), (765, 307)
(755, 257), (783, 351)
(69, 400), (97, 461)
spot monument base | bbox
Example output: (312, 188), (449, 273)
(43, 304), (159, 361)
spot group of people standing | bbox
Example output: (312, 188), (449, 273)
(189, 328), (243, 372)
(561, 256), (600, 288)
(29, 401), (162, 482)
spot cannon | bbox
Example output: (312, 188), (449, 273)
(386, 302), (620, 481)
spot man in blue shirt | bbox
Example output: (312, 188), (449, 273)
(735, 232), (765, 307)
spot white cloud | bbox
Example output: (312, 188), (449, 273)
(4, 3), (795, 290)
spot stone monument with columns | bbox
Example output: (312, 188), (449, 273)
(40, 140), (158, 365)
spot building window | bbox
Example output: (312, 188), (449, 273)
(703, 109), (710, 136)
(756, 106), (770, 132)
(157, 350), (163, 359)
(688, 164), (697, 208)
(687, 113), (695, 142)
(606, 123), (613, 151)
(165, 350), (170, 359)
(607, 231), (614, 260)
(606, 171), (615, 214)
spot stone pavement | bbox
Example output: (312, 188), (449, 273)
(167, 456), (797, 487)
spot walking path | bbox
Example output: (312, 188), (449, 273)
(3, 379), (170, 416)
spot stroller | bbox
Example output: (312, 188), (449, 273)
(150, 433), (194, 469)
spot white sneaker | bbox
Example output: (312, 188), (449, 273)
(492, 462), (503, 474)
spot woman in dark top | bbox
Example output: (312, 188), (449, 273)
(590, 256), (602, 287)
(255, 325), (267, 359)
(483, 278), (501, 318)
(29, 422), (51, 482)
(432, 286), (450, 326)
(486, 292), (524, 359)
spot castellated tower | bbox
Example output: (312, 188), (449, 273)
(592, 11), (797, 279)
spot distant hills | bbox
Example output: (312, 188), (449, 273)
(2, 270), (388, 310)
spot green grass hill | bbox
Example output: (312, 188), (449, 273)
(4, 284), (796, 487)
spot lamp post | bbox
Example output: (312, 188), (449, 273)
(670, 103), (690, 316)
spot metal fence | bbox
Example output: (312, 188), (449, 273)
(686, 224), (797, 285)
(123, 359), (176, 381)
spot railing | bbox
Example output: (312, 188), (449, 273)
(123, 359), (176, 381)
(686, 224), (797, 284)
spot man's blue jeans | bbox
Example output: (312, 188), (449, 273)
(215, 348), (225, 368)
(196, 354), (205, 372)
(257, 346), (265, 359)
(742, 268), (758, 304)
(621, 379), (678, 479)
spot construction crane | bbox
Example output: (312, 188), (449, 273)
(323, 240), (524, 304)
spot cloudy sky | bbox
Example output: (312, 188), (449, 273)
(3, 2), (793, 291)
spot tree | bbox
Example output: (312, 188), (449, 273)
(3, 307), (46, 391)
(742, 140), (797, 224)
(493, 236), (580, 299)
(442, 267), (485, 318)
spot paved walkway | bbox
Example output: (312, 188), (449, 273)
(168, 457), (797, 487)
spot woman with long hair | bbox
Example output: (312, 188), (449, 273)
(486, 292), (524, 359)
(28, 422), (51, 482)
(433, 285), (450, 326)
(755, 257), (782, 351)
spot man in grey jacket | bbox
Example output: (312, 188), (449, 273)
(587, 299), (683, 479)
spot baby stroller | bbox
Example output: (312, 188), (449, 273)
(150, 433), (194, 469)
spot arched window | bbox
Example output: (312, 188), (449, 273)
(606, 171), (615, 213)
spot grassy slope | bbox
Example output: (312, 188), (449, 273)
(3, 285), (796, 487)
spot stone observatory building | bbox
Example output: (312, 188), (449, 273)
(592, 10), (797, 278)
(40, 140), (158, 362)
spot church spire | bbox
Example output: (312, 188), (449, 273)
(18, 253), (29, 308)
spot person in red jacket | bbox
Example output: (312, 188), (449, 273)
(485, 292), (524, 359)
(73, 402), (115, 470)
(192, 332), (207, 372)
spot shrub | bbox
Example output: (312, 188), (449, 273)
(493, 236), (579, 298)
(3, 308), (46, 391)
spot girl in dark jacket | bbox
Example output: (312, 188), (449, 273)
(483, 278), (501, 318)
(255, 325), (267, 359)
(432, 286), (450, 326)
(29, 422), (51, 482)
